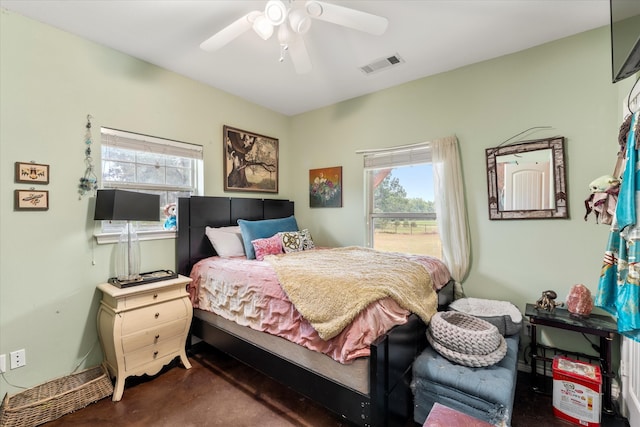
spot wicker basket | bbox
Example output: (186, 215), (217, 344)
(0, 365), (113, 427)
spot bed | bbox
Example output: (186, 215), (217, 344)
(176, 196), (454, 427)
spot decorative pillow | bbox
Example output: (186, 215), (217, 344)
(205, 226), (245, 258)
(251, 234), (283, 261)
(279, 229), (315, 253)
(237, 215), (298, 259)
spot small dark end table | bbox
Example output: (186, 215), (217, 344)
(525, 303), (618, 414)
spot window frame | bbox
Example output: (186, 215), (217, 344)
(95, 127), (203, 244)
(363, 143), (438, 253)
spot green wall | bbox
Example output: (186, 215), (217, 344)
(1, 8), (636, 398)
(0, 10), (291, 397)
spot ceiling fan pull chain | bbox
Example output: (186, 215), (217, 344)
(279, 43), (289, 63)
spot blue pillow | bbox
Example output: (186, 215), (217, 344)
(238, 215), (298, 259)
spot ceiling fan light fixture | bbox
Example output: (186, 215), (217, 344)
(305, 1), (323, 18)
(252, 13), (274, 40)
(265, 0), (287, 26)
(288, 9), (311, 34)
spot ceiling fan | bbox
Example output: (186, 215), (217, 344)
(199, 1), (389, 74)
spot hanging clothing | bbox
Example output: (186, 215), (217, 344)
(596, 111), (640, 342)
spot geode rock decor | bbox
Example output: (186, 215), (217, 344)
(566, 284), (594, 316)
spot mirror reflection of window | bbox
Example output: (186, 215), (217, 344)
(496, 149), (555, 211)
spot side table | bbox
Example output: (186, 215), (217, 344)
(97, 275), (193, 401)
(525, 303), (618, 414)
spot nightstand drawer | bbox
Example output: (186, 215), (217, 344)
(124, 286), (184, 309)
(121, 298), (188, 335)
(121, 319), (188, 353)
(124, 335), (183, 371)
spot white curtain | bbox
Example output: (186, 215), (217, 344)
(432, 135), (470, 298)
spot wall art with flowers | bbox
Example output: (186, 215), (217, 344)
(309, 166), (342, 208)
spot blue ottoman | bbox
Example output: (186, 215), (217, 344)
(412, 334), (520, 426)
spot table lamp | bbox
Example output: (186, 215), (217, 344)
(94, 189), (160, 284)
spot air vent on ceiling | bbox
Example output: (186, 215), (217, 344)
(359, 54), (405, 75)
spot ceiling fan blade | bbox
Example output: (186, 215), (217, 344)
(305, 1), (388, 35)
(200, 11), (260, 52)
(288, 37), (312, 74)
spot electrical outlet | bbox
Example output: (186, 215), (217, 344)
(0, 354), (6, 373)
(10, 349), (26, 369)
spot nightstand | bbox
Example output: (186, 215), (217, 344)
(97, 275), (193, 401)
(525, 303), (618, 414)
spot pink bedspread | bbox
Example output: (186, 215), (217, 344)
(189, 251), (451, 364)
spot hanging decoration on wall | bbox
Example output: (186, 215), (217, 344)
(78, 114), (98, 199)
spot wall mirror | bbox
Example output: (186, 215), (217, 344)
(486, 136), (568, 220)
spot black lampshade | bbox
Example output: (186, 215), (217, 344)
(94, 189), (160, 221)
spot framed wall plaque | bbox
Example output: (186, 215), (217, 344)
(15, 162), (49, 184)
(14, 189), (49, 211)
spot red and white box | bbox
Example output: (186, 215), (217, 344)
(552, 356), (602, 427)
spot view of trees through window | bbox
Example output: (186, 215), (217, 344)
(371, 164), (442, 257)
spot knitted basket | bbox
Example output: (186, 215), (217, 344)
(429, 311), (502, 355)
(448, 297), (523, 336)
(427, 311), (507, 367)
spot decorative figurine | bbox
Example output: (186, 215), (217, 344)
(535, 290), (563, 312)
(163, 203), (177, 230)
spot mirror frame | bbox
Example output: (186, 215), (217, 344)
(486, 136), (568, 220)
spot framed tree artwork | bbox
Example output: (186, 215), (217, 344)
(223, 125), (278, 193)
(309, 166), (342, 208)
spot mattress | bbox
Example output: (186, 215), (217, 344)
(194, 309), (371, 394)
(189, 249), (451, 364)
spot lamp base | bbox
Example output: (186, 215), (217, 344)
(108, 269), (178, 288)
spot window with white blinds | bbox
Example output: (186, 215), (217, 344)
(362, 142), (441, 257)
(99, 127), (203, 234)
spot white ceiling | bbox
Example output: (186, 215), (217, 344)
(1, 1), (611, 116)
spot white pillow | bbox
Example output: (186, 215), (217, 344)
(205, 226), (245, 258)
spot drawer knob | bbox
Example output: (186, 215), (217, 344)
(153, 351), (159, 358)
(154, 334), (160, 343)
(154, 312), (160, 319)
(153, 293), (159, 299)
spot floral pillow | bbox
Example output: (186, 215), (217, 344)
(279, 229), (315, 253)
(251, 234), (283, 261)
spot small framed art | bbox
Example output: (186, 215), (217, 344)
(14, 189), (49, 211)
(15, 162), (49, 184)
(223, 125), (278, 193)
(309, 166), (342, 208)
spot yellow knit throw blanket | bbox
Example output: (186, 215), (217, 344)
(265, 246), (437, 340)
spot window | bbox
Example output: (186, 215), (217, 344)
(99, 127), (203, 236)
(364, 143), (442, 257)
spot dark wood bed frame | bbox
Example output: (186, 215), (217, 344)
(176, 196), (449, 427)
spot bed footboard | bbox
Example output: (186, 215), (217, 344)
(371, 314), (428, 426)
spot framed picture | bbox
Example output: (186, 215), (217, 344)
(223, 125), (278, 193)
(15, 162), (49, 184)
(14, 189), (49, 211)
(309, 166), (342, 208)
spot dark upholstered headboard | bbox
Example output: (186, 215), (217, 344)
(176, 196), (294, 276)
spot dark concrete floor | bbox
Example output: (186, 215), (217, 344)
(41, 342), (630, 427)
